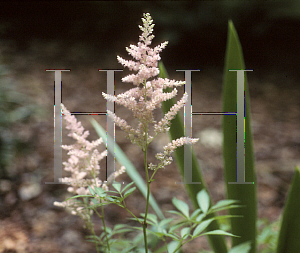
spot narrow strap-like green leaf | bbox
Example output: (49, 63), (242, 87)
(159, 62), (228, 253)
(222, 20), (257, 252)
(276, 167), (300, 253)
(90, 118), (165, 220)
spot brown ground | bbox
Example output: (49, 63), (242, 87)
(0, 38), (299, 253)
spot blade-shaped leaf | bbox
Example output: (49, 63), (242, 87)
(222, 20), (257, 252)
(276, 167), (300, 253)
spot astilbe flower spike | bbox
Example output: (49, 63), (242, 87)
(54, 103), (126, 223)
(102, 13), (199, 169)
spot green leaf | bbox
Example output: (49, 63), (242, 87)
(94, 186), (106, 197)
(229, 241), (252, 253)
(140, 213), (158, 226)
(90, 198), (98, 205)
(121, 182), (135, 193)
(158, 218), (174, 228)
(99, 231), (106, 240)
(63, 195), (93, 201)
(196, 213), (206, 223)
(103, 226), (112, 234)
(112, 228), (133, 234)
(167, 210), (187, 219)
(159, 61), (228, 253)
(172, 197), (189, 218)
(168, 241), (181, 253)
(89, 202), (111, 208)
(222, 20), (257, 252)
(193, 219), (214, 237)
(106, 189), (119, 194)
(90, 118), (164, 220)
(190, 209), (202, 220)
(121, 246), (136, 253)
(181, 227), (191, 239)
(146, 213), (158, 225)
(124, 187), (136, 198)
(208, 205), (244, 215)
(156, 226), (167, 234)
(106, 196), (117, 202)
(201, 230), (239, 237)
(211, 199), (239, 211)
(152, 231), (166, 238)
(165, 233), (180, 241)
(113, 224), (128, 230)
(197, 189), (210, 214)
(111, 224), (133, 235)
(88, 185), (96, 195)
(276, 167), (300, 253)
(169, 222), (186, 234)
(112, 183), (121, 192)
(128, 217), (144, 224)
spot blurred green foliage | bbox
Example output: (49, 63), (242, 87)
(257, 218), (279, 253)
(0, 63), (41, 179)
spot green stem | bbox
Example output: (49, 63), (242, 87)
(141, 80), (150, 253)
(149, 166), (160, 181)
(124, 207), (143, 224)
(143, 136), (150, 253)
(90, 224), (100, 253)
(83, 197), (100, 253)
(99, 198), (111, 252)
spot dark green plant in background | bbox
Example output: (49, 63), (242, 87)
(0, 62), (41, 179)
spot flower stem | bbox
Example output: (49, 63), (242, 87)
(143, 112), (150, 253)
(124, 207), (143, 225)
(100, 199), (111, 252)
(82, 197), (100, 253)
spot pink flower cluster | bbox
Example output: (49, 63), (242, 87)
(102, 13), (199, 169)
(148, 137), (199, 170)
(54, 104), (125, 220)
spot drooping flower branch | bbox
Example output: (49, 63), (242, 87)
(54, 104), (125, 222)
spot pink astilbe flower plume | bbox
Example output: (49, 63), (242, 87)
(54, 104), (126, 223)
(102, 13), (199, 169)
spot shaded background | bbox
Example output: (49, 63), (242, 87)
(1, 1), (300, 72)
(0, 1), (299, 252)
